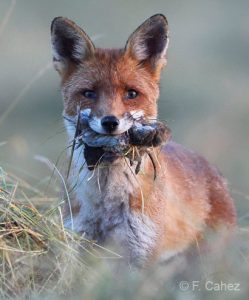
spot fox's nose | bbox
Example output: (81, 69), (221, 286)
(101, 115), (120, 132)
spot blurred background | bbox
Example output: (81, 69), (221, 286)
(0, 0), (248, 217)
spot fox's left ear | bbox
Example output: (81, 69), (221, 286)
(51, 17), (95, 76)
(125, 14), (169, 69)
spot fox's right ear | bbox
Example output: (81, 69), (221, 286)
(125, 14), (169, 70)
(51, 17), (95, 75)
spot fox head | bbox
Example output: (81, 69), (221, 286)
(51, 14), (169, 135)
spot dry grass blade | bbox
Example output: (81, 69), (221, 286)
(66, 108), (81, 179)
(0, 167), (120, 299)
(34, 155), (74, 232)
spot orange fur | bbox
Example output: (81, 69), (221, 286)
(130, 142), (236, 260)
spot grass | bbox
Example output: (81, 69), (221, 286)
(0, 163), (249, 300)
(0, 166), (122, 299)
(0, 166), (80, 298)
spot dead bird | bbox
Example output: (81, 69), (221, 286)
(74, 111), (171, 175)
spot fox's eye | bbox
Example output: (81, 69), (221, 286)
(126, 89), (138, 100)
(82, 90), (97, 99)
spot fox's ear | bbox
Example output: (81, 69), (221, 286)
(125, 14), (169, 69)
(51, 17), (95, 75)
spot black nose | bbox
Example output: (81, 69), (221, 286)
(101, 115), (120, 132)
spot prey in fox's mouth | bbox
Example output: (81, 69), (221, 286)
(64, 108), (171, 174)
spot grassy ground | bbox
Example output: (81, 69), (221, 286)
(0, 162), (249, 300)
(0, 166), (123, 299)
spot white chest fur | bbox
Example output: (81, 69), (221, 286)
(69, 156), (156, 264)
(63, 118), (158, 265)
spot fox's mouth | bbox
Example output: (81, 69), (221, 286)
(88, 122), (131, 136)
(87, 113), (135, 136)
(63, 110), (131, 169)
(63, 108), (145, 135)
(78, 108), (144, 136)
(63, 109), (171, 173)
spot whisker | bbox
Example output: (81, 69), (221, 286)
(63, 115), (76, 124)
(128, 111), (143, 121)
(147, 116), (170, 124)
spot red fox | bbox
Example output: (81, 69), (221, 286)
(51, 14), (236, 266)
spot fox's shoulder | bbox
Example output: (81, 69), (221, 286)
(161, 140), (219, 178)
(160, 140), (236, 226)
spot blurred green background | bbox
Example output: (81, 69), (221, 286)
(0, 0), (248, 217)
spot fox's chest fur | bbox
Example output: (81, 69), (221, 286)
(64, 144), (157, 265)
